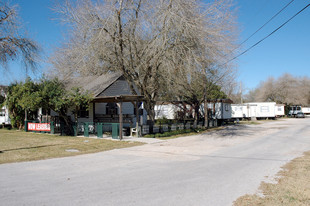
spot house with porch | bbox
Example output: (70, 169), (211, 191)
(40, 73), (147, 138)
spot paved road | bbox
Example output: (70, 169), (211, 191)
(1, 118), (310, 206)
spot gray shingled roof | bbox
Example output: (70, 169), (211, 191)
(65, 73), (123, 97)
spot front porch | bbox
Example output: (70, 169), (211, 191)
(92, 95), (145, 140)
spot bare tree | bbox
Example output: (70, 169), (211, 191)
(246, 73), (310, 106)
(0, 1), (39, 72)
(51, 0), (238, 122)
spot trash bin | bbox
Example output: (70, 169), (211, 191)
(111, 123), (119, 139)
(50, 121), (55, 134)
(84, 122), (89, 137)
(97, 123), (103, 138)
(72, 122), (77, 136)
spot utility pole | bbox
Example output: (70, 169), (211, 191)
(240, 82), (243, 104)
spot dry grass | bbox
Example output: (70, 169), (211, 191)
(0, 129), (143, 164)
(238, 121), (262, 125)
(234, 151), (310, 206)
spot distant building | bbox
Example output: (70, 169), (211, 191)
(0, 85), (10, 125)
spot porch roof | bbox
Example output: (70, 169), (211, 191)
(92, 95), (145, 103)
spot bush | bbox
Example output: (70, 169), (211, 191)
(144, 128), (204, 138)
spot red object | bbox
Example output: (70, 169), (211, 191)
(28, 123), (51, 132)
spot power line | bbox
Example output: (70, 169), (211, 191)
(239, 0), (295, 47)
(224, 3), (310, 66)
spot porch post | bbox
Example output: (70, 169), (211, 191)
(93, 102), (96, 122)
(117, 101), (123, 140)
(135, 101), (139, 137)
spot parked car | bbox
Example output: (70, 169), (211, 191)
(296, 112), (305, 118)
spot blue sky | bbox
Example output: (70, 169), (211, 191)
(1, 0), (310, 93)
(235, 0), (310, 92)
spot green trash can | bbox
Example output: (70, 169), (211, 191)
(72, 122), (77, 136)
(50, 121), (55, 134)
(84, 122), (89, 137)
(97, 123), (103, 138)
(111, 123), (119, 139)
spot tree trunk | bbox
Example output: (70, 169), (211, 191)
(204, 100), (209, 128)
(193, 103), (199, 128)
(144, 100), (155, 124)
(59, 110), (73, 136)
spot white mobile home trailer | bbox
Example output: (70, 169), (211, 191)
(302, 107), (310, 115)
(231, 104), (247, 119)
(154, 103), (178, 120)
(206, 99), (233, 120)
(0, 86), (10, 125)
(0, 106), (10, 125)
(232, 102), (276, 120)
(253, 102), (276, 119)
(275, 104), (285, 117)
(155, 99), (233, 123)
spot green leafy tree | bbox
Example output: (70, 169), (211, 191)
(18, 78), (42, 120)
(5, 78), (93, 132)
(39, 78), (92, 135)
(66, 87), (92, 124)
(5, 82), (25, 128)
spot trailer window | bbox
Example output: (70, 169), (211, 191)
(225, 104), (229, 111)
(0, 109), (5, 116)
(260, 106), (269, 112)
(234, 106), (242, 111)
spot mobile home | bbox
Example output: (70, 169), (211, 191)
(232, 102), (276, 120)
(0, 86), (10, 125)
(0, 105), (10, 125)
(302, 107), (310, 115)
(275, 104), (285, 117)
(155, 99), (233, 123)
(231, 104), (247, 119)
(154, 102), (179, 120)
(206, 99), (233, 120)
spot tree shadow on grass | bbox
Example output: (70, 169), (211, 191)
(0, 144), (63, 153)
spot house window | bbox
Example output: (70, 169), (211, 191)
(106, 103), (118, 115)
(278, 107), (282, 111)
(78, 106), (89, 118)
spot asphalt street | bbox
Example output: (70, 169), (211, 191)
(1, 118), (310, 206)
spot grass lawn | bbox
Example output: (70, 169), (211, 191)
(234, 151), (310, 206)
(0, 129), (143, 164)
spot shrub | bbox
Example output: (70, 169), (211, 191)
(144, 128), (204, 138)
